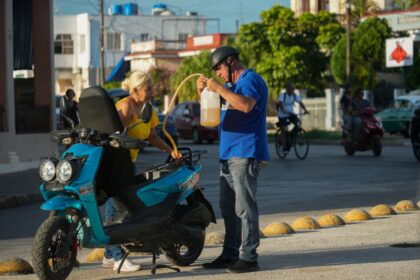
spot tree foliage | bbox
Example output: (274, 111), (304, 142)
(234, 6), (343, 98)
(149, 67), (173, 109)
(331, 17), (391, 89)
(406, 52), (420, 90)
(169, 51), (214, 102)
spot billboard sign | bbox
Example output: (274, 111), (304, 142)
(386, 37), (413, 68)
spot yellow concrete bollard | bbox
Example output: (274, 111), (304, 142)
(0, 258), (33, 275)
(259, 229), (267, 239)
(86, 248), (105, 263)
(317, 213), (346, 227)
(369, 204), (396, 217)
(344, 209), (372, 223)
(262, 222), (295, 236)
(291, 217), (321, 231)
(205, 231), (225, 245)
(394, 200), (419, 212)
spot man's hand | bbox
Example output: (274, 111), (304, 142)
(206, 78), (223, 93)
(196, 75), (208, 97)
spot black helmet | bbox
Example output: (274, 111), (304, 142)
(210, 46), (239, 69)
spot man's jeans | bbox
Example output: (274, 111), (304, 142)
(219, 157), (266, 262)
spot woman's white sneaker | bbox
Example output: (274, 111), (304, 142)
(113, 259), (141, 272)
(102, 257), (115, 268)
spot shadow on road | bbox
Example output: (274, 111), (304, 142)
(95, 245), (420, 279)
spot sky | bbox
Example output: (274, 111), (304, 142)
(54, 0), (290, 33)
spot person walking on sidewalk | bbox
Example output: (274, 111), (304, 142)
(196, 46), (269, 273)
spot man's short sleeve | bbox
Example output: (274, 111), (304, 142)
(239, 75), (260, 101)
(296, 94), (302, 103)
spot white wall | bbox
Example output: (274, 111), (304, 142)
(53, 13), (209, 88)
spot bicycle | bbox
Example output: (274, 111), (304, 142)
(275, 113), (309, 160)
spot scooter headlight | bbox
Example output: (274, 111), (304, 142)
(39, 159), (56, 182)
(56, 160), (75, 183)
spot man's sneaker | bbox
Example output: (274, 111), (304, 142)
(226, 259), (259, 273)
(113, 259), (141, 272)
(102, 257), (115, 268)
(202, 255), (237, 269)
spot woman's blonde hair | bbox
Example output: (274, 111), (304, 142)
(121, 71), (151, 94)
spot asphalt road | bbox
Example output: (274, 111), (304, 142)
(0, 142), (419, 279)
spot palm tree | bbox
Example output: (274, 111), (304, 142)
(337, 0), (380, 26)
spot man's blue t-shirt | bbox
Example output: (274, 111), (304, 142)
(219, 69), (270, 161)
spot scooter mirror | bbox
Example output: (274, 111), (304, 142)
(140, 102), (153, 123)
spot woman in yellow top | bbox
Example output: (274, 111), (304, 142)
(102, 71), (181, 272)
(117, 71), (181, 162)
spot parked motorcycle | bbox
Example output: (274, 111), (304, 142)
(342, 107), (384, 156)
(410, 108), (420, 162)
(31, 86), (215, 280)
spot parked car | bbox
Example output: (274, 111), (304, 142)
(170, 101), (218, 144)
(375, 95), (420, 137)
(107, 88), (178, 146)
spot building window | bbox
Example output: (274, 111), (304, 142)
(106, 33), (122, 51)
(79, 34), (85, 53)
(54, 34), (74, 54)
(178, 33), (188, 42)
(140, 33), (149, 41)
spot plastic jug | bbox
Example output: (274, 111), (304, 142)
(200, 87), (220, 127)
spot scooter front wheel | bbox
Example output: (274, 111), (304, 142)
(32, 216), (77, 280)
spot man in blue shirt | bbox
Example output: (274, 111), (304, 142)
(196, 46), (269, 273)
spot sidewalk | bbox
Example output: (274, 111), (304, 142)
(0, 169), (42, 209)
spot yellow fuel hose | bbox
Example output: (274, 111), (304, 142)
(161, 73), (203, 153)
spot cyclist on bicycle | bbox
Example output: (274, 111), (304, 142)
(277, 82), (309, 150)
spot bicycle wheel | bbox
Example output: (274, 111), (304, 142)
(294, 129), (309, 160)
(275, 129), (289, 159)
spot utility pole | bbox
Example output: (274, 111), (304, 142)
(345, 0), (351, 84)
(99, 0), (105, 86)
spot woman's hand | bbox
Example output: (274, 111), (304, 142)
(170, 149), (182, 160)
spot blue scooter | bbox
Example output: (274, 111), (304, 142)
(31, 86), (215, 280)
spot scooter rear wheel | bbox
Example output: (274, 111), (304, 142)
(161, 226), (205, 266)
(32, 216), (77, 280)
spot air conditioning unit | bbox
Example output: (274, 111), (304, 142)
(13, 69), (34, 79)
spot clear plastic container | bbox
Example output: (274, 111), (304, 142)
(200, 87), (220, 127)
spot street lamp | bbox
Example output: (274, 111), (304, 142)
(345, 0), (351, 84)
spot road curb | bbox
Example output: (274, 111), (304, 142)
(0, 193), (43, 210)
